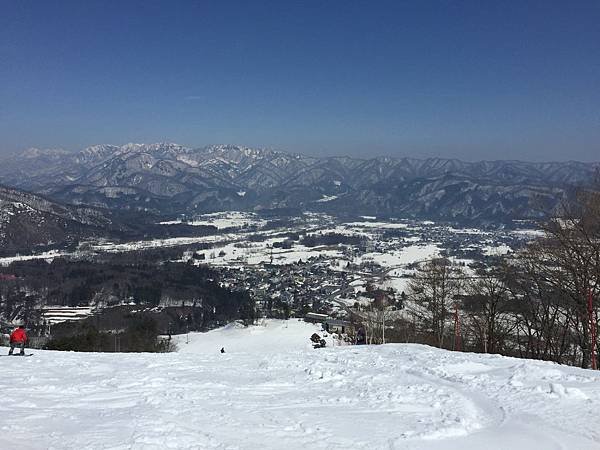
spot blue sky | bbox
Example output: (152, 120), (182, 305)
(1, 1), (599, 161)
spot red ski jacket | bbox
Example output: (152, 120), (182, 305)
(9, 328), (27, 344)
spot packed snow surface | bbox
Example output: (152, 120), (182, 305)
(174, 319), (335, 354)
(2, 319), (599, 449)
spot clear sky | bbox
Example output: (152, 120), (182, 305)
(1, 1), (599, 161)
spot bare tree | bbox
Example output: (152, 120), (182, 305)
(504, 244), (576, 363)
(406, 258), (464, 348)
(538, 186), (600, 367)
(349, 286), (397, 345)
(504, 182), (600, 367)
(372, 289), (396, 344)
(463, 267), (515, 354)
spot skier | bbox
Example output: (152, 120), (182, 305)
(8, 324), (27, 356)
(220, 347), (225, 353)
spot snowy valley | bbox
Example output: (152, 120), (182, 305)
(4, 2), (600, 449)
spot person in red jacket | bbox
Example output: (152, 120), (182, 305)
(9, 325), (27, 356)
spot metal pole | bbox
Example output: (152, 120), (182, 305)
(454, 304), (461, 352)
(589, 289), (596, 370)
(382, 311), (386, 345)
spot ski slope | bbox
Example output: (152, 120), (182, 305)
(174, 318), (336, 354)
(1, 320), (599, 449)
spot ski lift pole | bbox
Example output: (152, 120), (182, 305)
(454, 304), (461, 352)
(589, 288), (597, 370)
(382, 311), (385, 345)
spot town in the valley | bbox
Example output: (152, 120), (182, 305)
(0, 210), (539, 345)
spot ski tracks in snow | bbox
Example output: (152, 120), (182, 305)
(1, 343), (599, 449)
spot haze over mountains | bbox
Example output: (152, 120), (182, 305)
(0, 143), (597, 232)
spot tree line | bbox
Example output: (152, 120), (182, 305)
(0, 258), (256, 352)
(393, 186), (600, 369)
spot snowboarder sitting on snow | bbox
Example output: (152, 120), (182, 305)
(8, 324), (27, 356)
(310, 333), (326, 349)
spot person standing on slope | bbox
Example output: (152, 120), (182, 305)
(8, 324), (27, 356)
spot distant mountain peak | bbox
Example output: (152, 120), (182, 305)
(201, 144), (284, 157)
(20, 147), (70, 158)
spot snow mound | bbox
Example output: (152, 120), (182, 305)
(174, 319), (334, 354)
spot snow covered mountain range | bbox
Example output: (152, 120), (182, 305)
(0, 143), (596, 224)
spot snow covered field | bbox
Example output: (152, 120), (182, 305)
(2, 319), (599, 449)
(160, 212), (267, 230)
(0, 214), (539, 271)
